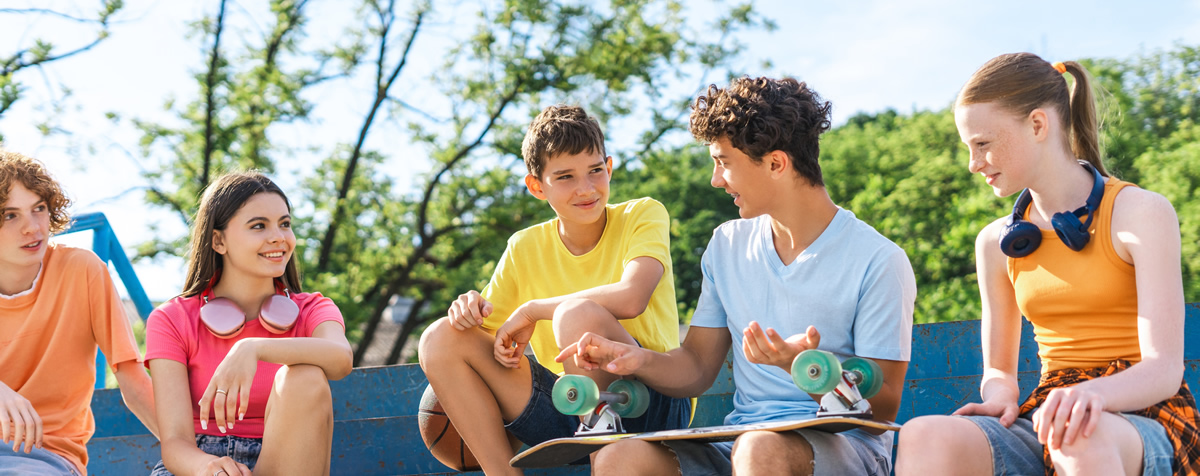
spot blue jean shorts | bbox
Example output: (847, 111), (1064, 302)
(662, 428), (890, 476)
(963, 411), (1173, 475)
(149, 434), (263, 476)
(505, 355), (692, 447)
(0, 446), (80, 476)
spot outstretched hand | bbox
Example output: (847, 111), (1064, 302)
(742, 323), (821, 372)
(556, 332), (647, 375)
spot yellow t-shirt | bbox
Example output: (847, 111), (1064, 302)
(481, 198), (679, 375)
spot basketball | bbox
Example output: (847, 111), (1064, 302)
(418, 384), (522, 471)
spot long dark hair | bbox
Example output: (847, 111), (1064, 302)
(181, 172), (302, 297)
(956, 52), (1106, 176)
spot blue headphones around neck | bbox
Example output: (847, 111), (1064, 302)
(998, 161), (1106, 258)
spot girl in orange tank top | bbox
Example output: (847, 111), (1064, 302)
(896, 54), (1199, 476)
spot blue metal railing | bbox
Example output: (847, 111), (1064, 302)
(59, 212), (154, 388)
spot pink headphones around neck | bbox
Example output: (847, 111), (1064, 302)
(199, 272), (300, 338)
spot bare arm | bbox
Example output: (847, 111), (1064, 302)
(150, 359), (251, 476)
(241, 321), (354, 380)
(1065, 188), (1185, 410)
(113, 360), (159, 439)
(953, 218), (1024, 424)
(558, 325), (732, 398)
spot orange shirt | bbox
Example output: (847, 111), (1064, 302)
(1009, 179), (1141, 372)
(0, 243), (141, 474)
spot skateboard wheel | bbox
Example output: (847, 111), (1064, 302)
(607, 379), (650, 418)
(842, 357), (883, 399)
(553, 375), (600, 416)
(791, 350), (841, 395)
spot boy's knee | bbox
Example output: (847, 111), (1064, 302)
(418, 317), (463, 368)
(552, 298), (613, 342)
(274, 364), (332, 407)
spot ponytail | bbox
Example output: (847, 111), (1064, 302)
(1060, 61), (1106, 175)
(958, 53), (1107, 176)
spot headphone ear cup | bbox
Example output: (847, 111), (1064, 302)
(999, 220), (1043, 258)
(1052, 211), (1091, 251)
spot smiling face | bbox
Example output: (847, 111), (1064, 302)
(0, 182), (51, 279)
(955, 101), (1042, 198)
(526, 150), (612, 228)
(211, 192), (296, 281)
(709, 137), (774, 219)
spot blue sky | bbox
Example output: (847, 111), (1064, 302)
(2, 0), (1199, 301)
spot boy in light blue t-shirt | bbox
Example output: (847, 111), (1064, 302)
(556, 77), (916, 476)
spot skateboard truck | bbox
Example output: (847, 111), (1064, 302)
(576, 401), (626, 436)
(791, 350), (884, 419)
(552, 375), (650, 436)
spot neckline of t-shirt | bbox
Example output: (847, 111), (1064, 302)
(0, 263), (43, 300)
(759, 208), (847, 272)
(552, 204), (613, 259)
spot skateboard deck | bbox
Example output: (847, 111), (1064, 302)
(510, 416), (900, 468)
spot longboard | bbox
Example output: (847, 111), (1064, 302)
(510, 416), (900, 468)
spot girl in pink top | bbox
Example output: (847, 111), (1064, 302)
(145, 172), (352, 476)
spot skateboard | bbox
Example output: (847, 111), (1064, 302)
(510, 350), (896, 468)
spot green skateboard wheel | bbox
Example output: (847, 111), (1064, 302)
(607, 379), (650, 418)
(791, 349), (841, 395)
(842, 357), (884, 399)
(553, 375), (600, 416)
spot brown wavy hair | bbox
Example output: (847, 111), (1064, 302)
(181, 171), (302, 298)
(0, 149), (72, 233)
(521, 104), (606, 180)
(957, 53), (1106, 176)
(689, 77), (833, 186)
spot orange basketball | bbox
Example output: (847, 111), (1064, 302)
(418, 384), (480, 471)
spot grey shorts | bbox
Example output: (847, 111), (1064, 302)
(0, 447), (80, 476)
(962, 412), (1173, 475)
(662, 429), (890, 476)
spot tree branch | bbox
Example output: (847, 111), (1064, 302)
(200, 0), (228, 189)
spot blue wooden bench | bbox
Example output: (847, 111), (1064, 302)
(89, 304), (1200, 475)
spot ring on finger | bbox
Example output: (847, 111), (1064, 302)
(215, 471), (228, 476)
(215, 389), (228, 396)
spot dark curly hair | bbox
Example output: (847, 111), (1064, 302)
(0, 149), (72, 233)
(689, 77), (832, 186)
(521, 104), (606, 180)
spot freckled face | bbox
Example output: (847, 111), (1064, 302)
(956, 102), (1039, 197)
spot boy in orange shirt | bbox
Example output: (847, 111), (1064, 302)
(0, 150), (158, 475)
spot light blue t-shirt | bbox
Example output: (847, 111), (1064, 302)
(690, 208), (916, 451)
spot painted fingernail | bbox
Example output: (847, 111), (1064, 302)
(228, 422), (234, 430)
(239, 413), (244, 421)
(218, 424), (226, 434)
(200, 420), (207, 430)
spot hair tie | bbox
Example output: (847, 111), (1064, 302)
(1052, 62), (1067, 74)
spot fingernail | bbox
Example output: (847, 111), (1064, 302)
(218, 425), (226, 434)
(239, 413), (244, 421)
(228, 422), (234, 430)
(200, 420), (207, 430)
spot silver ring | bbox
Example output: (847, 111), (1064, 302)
(215, 389), (227, 396)
(214, 471), (228, 476)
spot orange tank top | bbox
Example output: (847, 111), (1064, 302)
(1008, 178), (1140, 372)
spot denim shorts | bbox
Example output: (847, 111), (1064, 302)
(662, 429), (890, 476)
(963, 411), (1173, 475)
(504, 355), (692, 447)
(0, 446), (80, 476)
(149, 434), (263, 476)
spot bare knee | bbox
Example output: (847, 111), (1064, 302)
(593, 440), (675, 476)
(896, 415), (993, 476)
(552, 298), (617, 347)
(731, 431), (811, 470)
(273, 364), (332, 410)
(419, 317), (479, 370)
